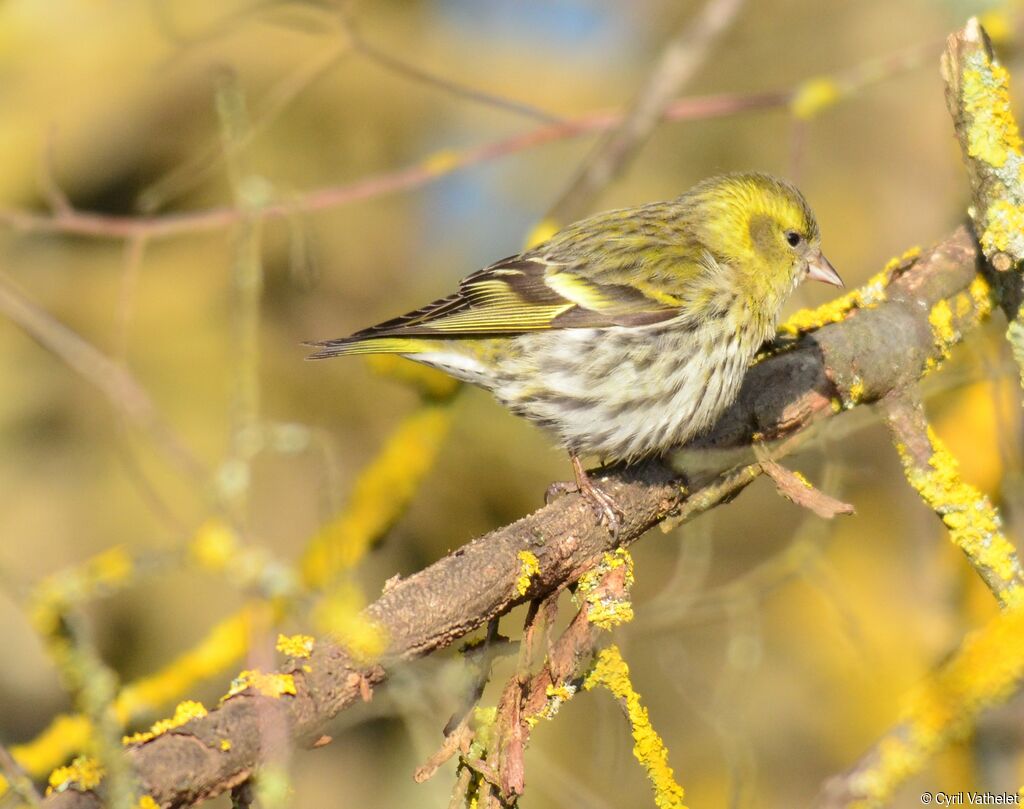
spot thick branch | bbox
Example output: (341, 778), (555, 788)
(40, 227), (991, 808)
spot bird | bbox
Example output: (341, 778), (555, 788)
(308, 172), (842, 533)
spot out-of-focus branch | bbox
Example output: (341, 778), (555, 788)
(38, 228), (994, 809)
(139, 7), (559, 214)
(541, 0), (747, 229)
(817, 602), (1024, 809)
(339, 11), (561, 125)
(0, 35), (937, 244)
(0, 92), (783, 241)
(813, 19), (1024, 806)
(0, 742), (42, 807)
(0, 271), (205, 481)
(883, 393), (1024, 605)
(4, 366), (459, 795)
(814, 390), (1024, 808)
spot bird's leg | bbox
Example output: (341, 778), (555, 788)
(570, 453), (623, 537)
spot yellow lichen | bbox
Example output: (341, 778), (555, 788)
(46, 756), (104, 795)
(955, 38), (1024, 263)
(895, 426), (1022, 606)
(778, 252), (904, 337)
(116, 603), (266, 722)
(929, 299), (957, 361)
(89, 546), (134, 586)
(924, 278), (995, 375)
(225, 670), (297, 699)
(584, 646), (688, 809)
(846, 376), (866, 407)
(576, 548), (636, 629)
(30, 545), (138, 638)
(137, 796), (160, 809)
(5, 604), (267, 800)
(122, 699), (208, 745)
(515, 550), (541, 596)
(468, 706), (498, 759)
(275, 633), (315, 658)
(301, 404), (454, 590)
(190, 519), (241, 572)
(848, 602), (1024, 803)
(962, 59), (1022, 169)
(527, 681), (578, 726)
(982, 198), (1024, 258)
(219, 739), (232, 752)
(969, 273), (996, 315)
(790, 76), (842, 120)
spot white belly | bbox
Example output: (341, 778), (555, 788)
(489, 322), (755, 461)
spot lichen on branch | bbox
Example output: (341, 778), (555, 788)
(884, 395), (1024, 607)
(820, 602), (1024, 807)
(942, 16), (1024, 268)
(942, 15), (1024, 391)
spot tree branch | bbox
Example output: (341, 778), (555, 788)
(0, 33), (938, 245)
(812, 19), (1024, 805)
(39, 226), (992, 808)
(543, 0), (747, 227)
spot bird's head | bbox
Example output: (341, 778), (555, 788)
(687, 172), (842, 304)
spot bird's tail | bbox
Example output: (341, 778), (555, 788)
(304, 336), (433, 359)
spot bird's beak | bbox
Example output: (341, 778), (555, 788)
(807, 252), (843, 287)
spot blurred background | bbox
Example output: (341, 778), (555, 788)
(0, 0), (1023, 807)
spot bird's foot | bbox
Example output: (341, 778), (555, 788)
(569, 455), (624, 537)
(578, 475), (624, 537)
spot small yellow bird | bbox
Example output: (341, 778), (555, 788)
(309, 172), (841, 531)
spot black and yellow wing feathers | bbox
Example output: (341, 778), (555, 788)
(306, 256), (685, 358)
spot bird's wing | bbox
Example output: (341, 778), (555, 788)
(335, 256), (684, 342)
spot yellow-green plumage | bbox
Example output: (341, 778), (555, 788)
(309, 172), (840, 464)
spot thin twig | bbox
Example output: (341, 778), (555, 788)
(544, 0), (747, 225)
(0, 271), (205, 481)
(0, 742), (43, 807)
(0, 29), (934, 244)
(341, 10), (561, 125)
(0, 90), (784, 242)
(38, 125), (72, 216)
(48, 610), (137, 809)
(115, 234), (147, 360)
(138, 39), (349, 214)
(758, 457), (855, 519)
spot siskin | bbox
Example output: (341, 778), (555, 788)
(309, 172), (841, 531)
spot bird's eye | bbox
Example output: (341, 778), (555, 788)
(785, 230), (802, 248)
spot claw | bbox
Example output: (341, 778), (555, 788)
(545, 479), (576, 505)
(570, 454), (624, 537)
